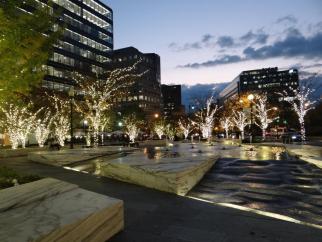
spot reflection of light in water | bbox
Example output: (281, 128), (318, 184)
(245, 146), (257, 159)
(271, 147), (285, 160)
(186, 196), (322, 230)
(63, 166), (89, 174)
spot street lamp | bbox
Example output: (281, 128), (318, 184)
(83, 120), (88, 144)
(154, 113), (159, 118)
(68, 87), (75, 149)
(247, 94), (254, 143)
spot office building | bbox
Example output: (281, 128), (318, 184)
(109, 47), (162, 119)
(161, 84), (185, 118)
(35, 0), (114, 92)
(219, 67), (299, 102)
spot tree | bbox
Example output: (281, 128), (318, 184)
(0, 0), (61, 98)
(154, 120), (167, 139)
(123, 114), (143, 142)
(74, 61), (146, 147)
(35, 110), (53, 147)
(178, 119), (193, 140)
(253, 94), (277, 140)
(279, 86), (316, 141)
(220, 116), (232, 139)
(0, 102), (40, 149)
(50, 95), (70, 147)
(232, 110), (249, 140)
(193, 96), (218, 141)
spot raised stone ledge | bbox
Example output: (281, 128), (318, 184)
(0, 178), (124, 242)
(99, 149), (218, 196)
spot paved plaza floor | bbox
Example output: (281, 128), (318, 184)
(1, 149), (322, 242)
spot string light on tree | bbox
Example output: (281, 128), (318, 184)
(178, 119), (193, 140)
(232, 110), (249, 140)
(220, 116), (232, 139)
(193, 96), (218, 141)
(253, 94), (277, 140)
(279, 86), (316, 141)
(74, 60), (147, 147)
(35, 110), (53, 147)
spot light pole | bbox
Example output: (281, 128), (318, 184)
(83, 119), (88, 145)
(68, 87), (75, 149)
(247, 94), (254, 143)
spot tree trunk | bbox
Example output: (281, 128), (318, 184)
(262, 129), (266, 140)
(300, 121), (306, 142)
(225, 129), (229, 139)
(241, 131), (244, 140)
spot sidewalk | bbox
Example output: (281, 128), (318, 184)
(1, 157), (322, 242)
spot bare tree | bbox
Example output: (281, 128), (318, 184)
(232, 110), (249, 140)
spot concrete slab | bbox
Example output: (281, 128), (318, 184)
(0, 178), (124, 242)
(98, 143), (219, 195)
(286, 144), (322, 168)
(28, 146), (135, 166)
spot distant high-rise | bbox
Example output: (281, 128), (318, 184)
(108, 47), (162, 118)
(39, 0), (114, 92)
(161, 84), (185, 118)
(219, 67), (299, 102)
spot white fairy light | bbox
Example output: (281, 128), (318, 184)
(279, 86), (316, 141)
(253, 94), (277, 140)
(232, 110), (249, 140)
(35, 110), (53, 147)
(0, 103), (40, 149)
(220, 116), (232, 139)
(124, 114), (141, 143)
(193, 96), (218, 141)
(74, 60), (147, 147)
(50, 95), (70, 147)
(178, 119), (193, 140)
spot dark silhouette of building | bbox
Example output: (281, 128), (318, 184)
(219, 67), (299, 102)
(33, 0), (114, 92)
(108, 47), (162, 119)
(161, 84), (185, 118)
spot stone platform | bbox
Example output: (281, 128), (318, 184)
(98, 143), (219, 196)
(0, 178), (124, 242)
(28, 146), (135, 167)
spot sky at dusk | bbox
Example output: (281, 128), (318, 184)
(103, 0), (322, 85)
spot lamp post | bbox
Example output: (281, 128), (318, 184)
(247, 94), (254, 143)
(68, 87), (75, 149)
(83, 120), (88, 145)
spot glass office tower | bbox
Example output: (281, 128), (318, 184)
(38, 0), (114, 92)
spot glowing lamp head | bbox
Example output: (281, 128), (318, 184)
(154, 113), (159, 118)
(247, 94), (254, 101)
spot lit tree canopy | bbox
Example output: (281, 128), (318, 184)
(0, 102), (41, 149)
(279, 86), (316, 140)
(178, 119), (193, 140)
(74, 60), (147, 147)
(123, 113), (143, 142)
(0, 0), (61, 98)
(232, 110), (249, 140)
(253, 94), (277, 140)
(193, 96), (218, 140)
(220, 116), (232, 139)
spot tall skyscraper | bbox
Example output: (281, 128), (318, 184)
(39, 0), (114, 92)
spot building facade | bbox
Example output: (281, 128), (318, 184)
(161, 84), (185, 118)
(109, 47), (162, 119)
(38, 0), (114, 92)
(219, 67), (299, 102)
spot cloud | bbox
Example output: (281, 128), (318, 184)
(179, 55), (242, 69)
(202, 34), (214, 43)
(217, 36), (235, 48)
(180, 30), (322, 69)
(276, 15), (298, 25)
(168, 42), (202, 52)
(243, 30), (322, 59)
(240, 30), (269, 44)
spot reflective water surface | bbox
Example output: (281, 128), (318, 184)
(189, 148), (322, 226)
